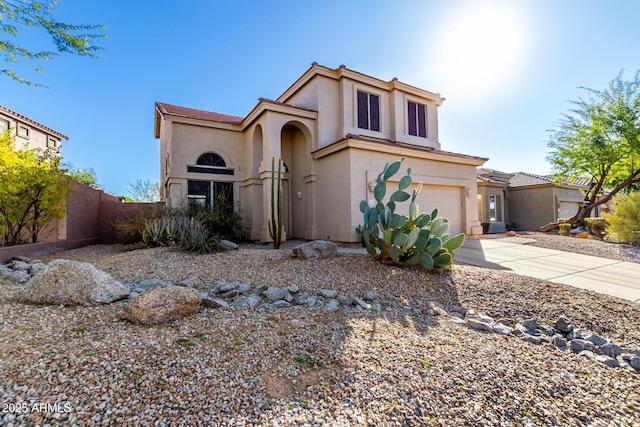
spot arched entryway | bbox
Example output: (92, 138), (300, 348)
(280, 123), (309, 239)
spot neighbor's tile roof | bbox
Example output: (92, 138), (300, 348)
(155, 102), (244, 125)
(0, 104), (68, 140)
(509, 171), (591, 188)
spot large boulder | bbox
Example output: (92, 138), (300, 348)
(292, 240), (338, 260)
(18, 260), (130, 306)
(120, 286), (201, 324)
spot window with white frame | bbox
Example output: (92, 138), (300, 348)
(357, 90), (380, 132)
(489, 195), (502, 222)
(407, 101), (427, 138)
(47, 137), (59, 149)
(0, 118), (9, 133)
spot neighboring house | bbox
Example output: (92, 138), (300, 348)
(477, 170), (608, 232)
(476, 168), (513, 233)
(155, 63), (487, 243)
(0, 105), (67, 156)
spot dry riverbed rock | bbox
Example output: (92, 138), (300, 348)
(17, 259), (129, 306)
(120, 286), (201, 324)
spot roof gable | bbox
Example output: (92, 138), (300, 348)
(155, 102), (243, 125)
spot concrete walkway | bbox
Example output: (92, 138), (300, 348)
(455, 237), (640, 303)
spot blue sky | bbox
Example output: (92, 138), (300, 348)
(2, 0), (640, 197)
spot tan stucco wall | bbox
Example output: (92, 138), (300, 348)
(0, 111), (62, 156)
(477, 183), (509, 224)
(315, 149), (352, 241)
(508, 186), (554, 230)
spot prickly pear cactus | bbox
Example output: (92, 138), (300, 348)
(355, 158), (465, 269)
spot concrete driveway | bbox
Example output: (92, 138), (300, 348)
(455, 237), (640, 303)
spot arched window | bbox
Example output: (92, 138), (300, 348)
(196, 152), (226, 168)
(188, 152), (234, 175)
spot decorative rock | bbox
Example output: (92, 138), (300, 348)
(629, 357), (640, 370)
(29, 263), (46, 275)
(432, 306), (448, 317)
(120, 286), (201, 324)
(128, 292), (140, 300)
(231, 295), (261, 308)
(220, 290), (239, 299)
(540, 326), (559, 337)
(8, 260), (30, 271)
(467, 313), (495, 324)
(555, 316), (573, 333)
(318, 289), (338, 299)
(292, 240), (338, 260)
(262, 287), (291, 302)
(450, 306), (469, 317)
(595, 343), (623, 358)
(11, 256), (32, 262)
(287, 284), (300, 294)
(202, 297), (230, 308)
(236, 283), (251, 294)
(8, 270), (31, 283)
(492, 323), (514, 336)
(362, 290), (377, 301)
(523, 319), (538, 330)
(218, 281), (240, 293)
(496, 318), (515, 327)
(138, 279), (172, 291)
(567, 328), (582, 340)
(271, 300), (291, 308)
(552, 335), (567, 348)
(583, 333), (608, 346)
(466, 318), (494, 332)
(578, 350), (595, 360)
(595, 354), (620, 368)
(352, 296), (371, 310)
(284, 293), (293, 302)
(325, 299), (340, 310)
(337, 295), (352, 306)
(304, 296), (318, 307)
(18, 260), (130, 306)
(569, 339), (595, 353)
(521, 334), (542, 345)
(176, 276), (204, 289)
(219, 240), (239, 250)
(450, 311), (464, 319)
(448, 316), (467, 325)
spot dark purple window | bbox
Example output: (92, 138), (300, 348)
(357, 90), (381, 131)
(408, 101), (427, 138)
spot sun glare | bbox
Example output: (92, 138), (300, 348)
(431, 1), (528, 104)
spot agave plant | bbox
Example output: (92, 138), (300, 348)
(355, 158), (465, 270)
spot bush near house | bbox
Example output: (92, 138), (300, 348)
(356, 158), (465, 270)
(559, 224), (572, 236)
(584, 218), (607, 238)
(603, 192), (640, 245)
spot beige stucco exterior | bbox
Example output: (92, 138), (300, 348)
(155, 63), (487, 242)
(0, 105), (66, 156)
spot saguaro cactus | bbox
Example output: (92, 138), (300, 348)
(268, 157), (283, 249)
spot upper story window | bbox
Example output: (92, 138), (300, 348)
(0, 118), (9, 133)
(17, 124), (30, 139)
(187, 152), (234, 175)
(408, 101), (427, 138)
(47, 137), (59, 149)
(357, 90), (380, 132)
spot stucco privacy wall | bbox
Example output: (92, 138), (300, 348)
(0, 182), (159, 262)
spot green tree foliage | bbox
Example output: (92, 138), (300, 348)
(545, 70), (640, 229)
(603, 192), (640, 245)
(0, 0), (106, 86)
(63, 162), (100, 188)
(0, 130), (72, 245)
(127, 179), (160, 202)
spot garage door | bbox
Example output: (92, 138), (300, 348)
(411, 185), (464, 235)
(558, 201), (580, 219)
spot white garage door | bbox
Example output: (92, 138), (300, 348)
(558, 202), (580, 219)
(414, 185), (464, 235)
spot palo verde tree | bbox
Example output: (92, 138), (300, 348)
(0, 130), (72, 245)
(0, 0), (106, 86)
(544, 70), (640, 231)
(127, 179), (160, 202)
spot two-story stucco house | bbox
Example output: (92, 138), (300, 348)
(154, 63), (487, 242)
(0, 104), (66, 155)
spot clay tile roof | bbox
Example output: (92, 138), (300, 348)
(258, 98), (317, 113)
(155, 102), (244, 125)
(510, 171), (591, 188)
(0, 104), (68, 140)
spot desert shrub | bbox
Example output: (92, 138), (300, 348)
(559, 224), (572, 236)
(114, 211), (149, 244)
(141, 216), (221, 253)
(584, 217), (607, 238)
(603, 192), (640, 245)
(355, 158), (465, 270)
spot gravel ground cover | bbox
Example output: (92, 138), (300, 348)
(1, 245), (639, 426)
(521, 232), (640, 264)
